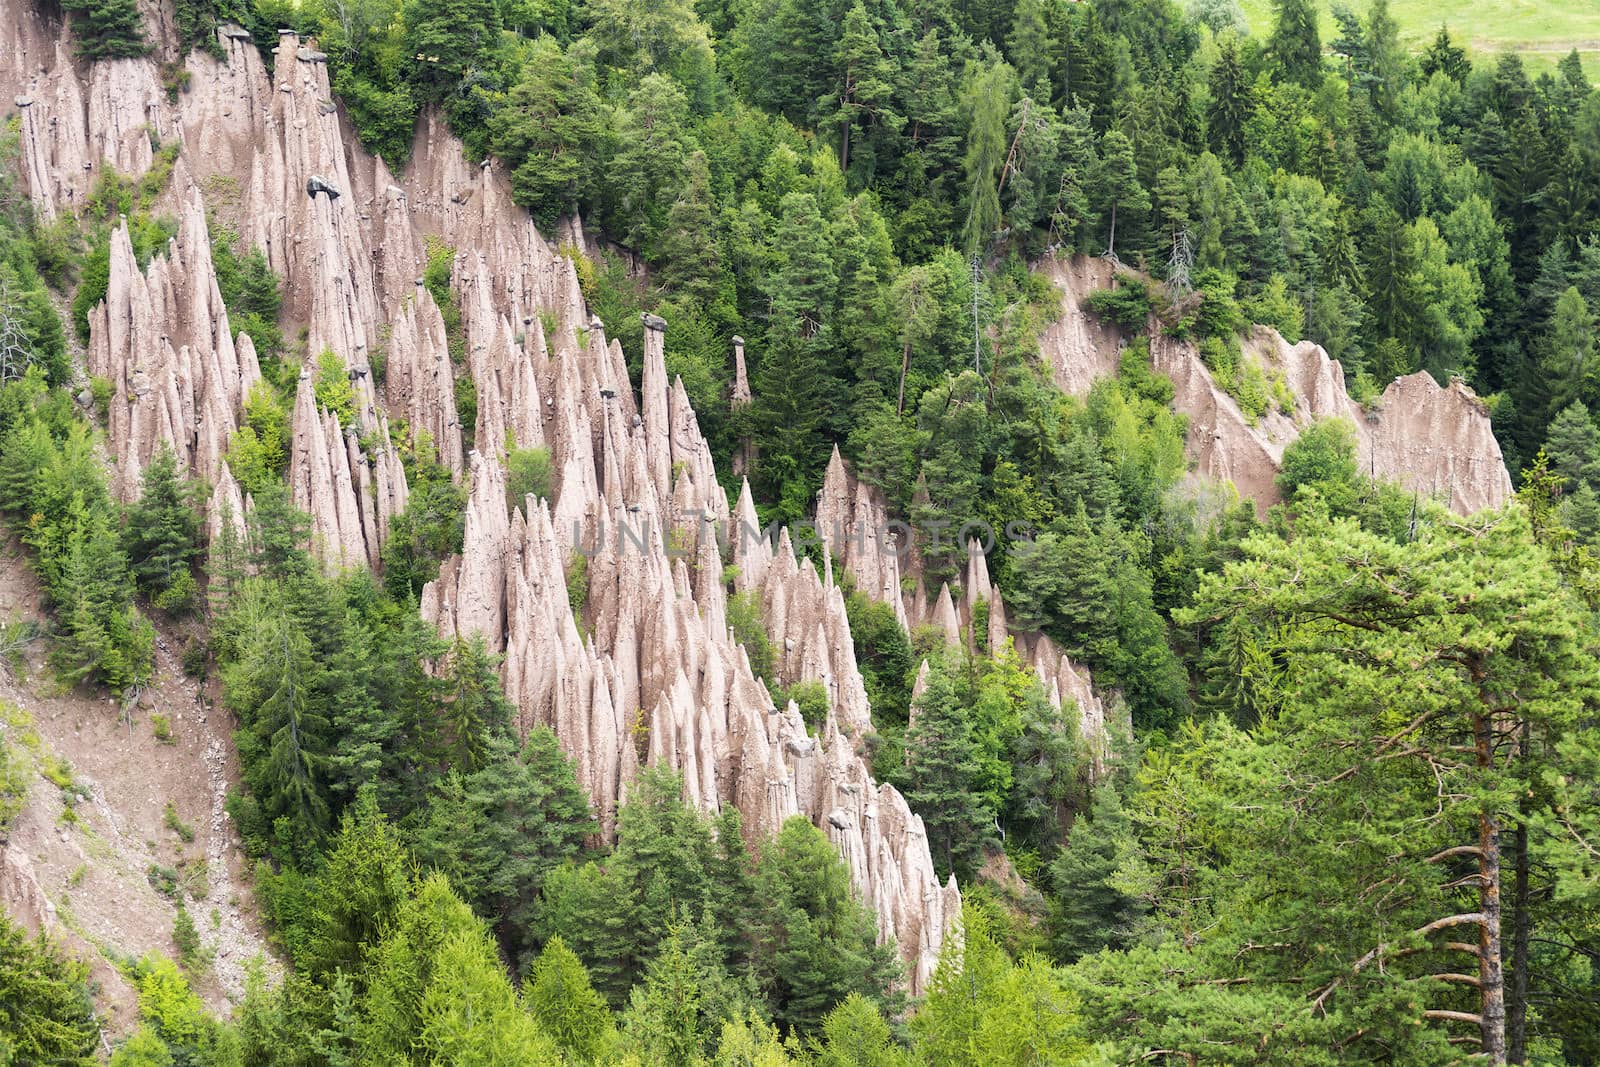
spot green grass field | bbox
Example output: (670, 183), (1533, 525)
(1237, 0), (1600, 83)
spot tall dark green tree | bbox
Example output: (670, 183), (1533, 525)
(61, 0), (149, 58)
(1268, 0), (1323, 87)
(748, 817), (902, 1032)
(123, 445), (201, 606)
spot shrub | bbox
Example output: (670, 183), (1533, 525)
(566, 551), (588, 620)
(778, 679), (830, 732)
(312, 349), (356, 428)
(505, 445), (553, 514)
(226, 382), (290, 495)
(163, 802), (194, 842)
(1083, 281), (1152, 333)
(729, 589), (775, 681)
(172, 905), (202, 970)
(148, 864), (181, 900)
(0, 732), (26, 834)
(151, 713), (175, 744)
(89, 377), (113, 423)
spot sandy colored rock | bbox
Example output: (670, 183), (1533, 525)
(1040, 255), (1513, 516)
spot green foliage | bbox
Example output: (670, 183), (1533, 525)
(312, 349), (357, 428)
(172, 906), (203, 971)
(748, 817), (904, 1031)
(504, 445), (553, 514)
(381, 444), (466, 600)
(163, 802), (195, 842)
(61, 0), (150, 59)
(123, 446), (202, 610)
(900, 645), (1073, 878)
(727, 588), (775, 682)
(227, 382), (290, 496)
(0, 730), (25, 834)
(211, 226), (284, 362)
(775, 678), (830, 731)
(524, 936), (615, 1062)
(912, 904), (1096, 1065)
(1083, 283), (1154, 333)
(0, 372), (153, 694)
(0, 914), (98, 1064)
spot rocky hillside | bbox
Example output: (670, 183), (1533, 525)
(1, 0), (1525, 1015)
(1038, 256), (1514, 515)
(4, 4), (976, 991)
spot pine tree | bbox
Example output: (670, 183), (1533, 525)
(1268, 0), (1322, 87)
(1419, 26), (1468, 82)
(490, 36), (607, 228)
(1093, 129), (1149, 259)
(822, 4), (902, 179)
(619, 916), (747, 1064)
(609, 74), (695, 252)
(299, 788), (410, 984)
(657, 151), (722, 307)
(912, 905), (1094, 1065)
(524, 937), (615, 1062)
(1049, 781), (1145, 961)
(415, 926), (558, 1062)
(1177, 506), (1600, 1062)
(123, 445), (201, 605)
(403, 0), (501, 101)
(1206, 37), (1253, 166)
(224, 598), (333, 857)
(61, 0), (150, 59)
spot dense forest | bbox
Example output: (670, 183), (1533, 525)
(2, 0), (1600, 1061)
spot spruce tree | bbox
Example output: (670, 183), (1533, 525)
(1049, 781), (1145, 962)
(524, 937), (615, 1062)
(1541, 287), (1597, 417)
(123, 445), (201, 604)
(411, 729), (594, 959)
(1093, 129), (1149, 259)
(657, 151), (722, 307)
(902, 666), (995, 878)
(748, 817), (902, 1032)
(1543, 401), (1600, 491)
(62, 0), (150, 59)
(1205, 37), (1253, 166)
(1268, 0), (1322, 87)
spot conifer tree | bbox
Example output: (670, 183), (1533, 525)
(657, 151), (722, 307)
(524, 936), (615, 1063)
(61, 0), (150, 59)
(1268, 0), (1322, 87)
(1205, 37), (1253, 166)
(823, 4), (902, 178)
(748, 817), (902, 1031)
(960, 60), (1016, 253)
(1093, 129), (1149, 259)
(1049, 781), (1145, 962)
(411, 729), (594, 959)
(123, 445), (201, 605)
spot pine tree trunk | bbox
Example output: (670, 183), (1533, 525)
(1508, 724), (1531, 1064)
(1476, 710), (1508, 1064)
(897, 340), (912, 414)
